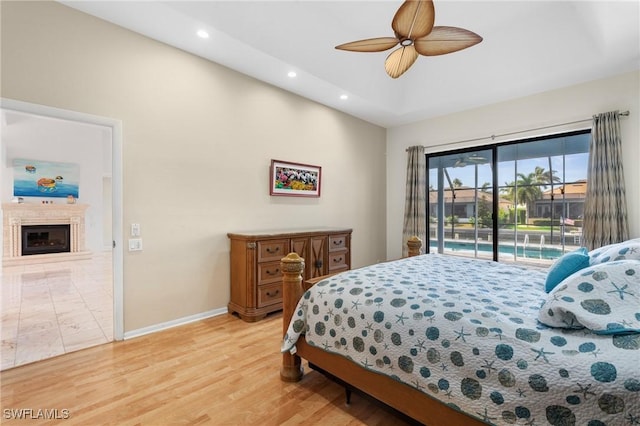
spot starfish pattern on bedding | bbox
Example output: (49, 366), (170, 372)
(454, 327), (471, 342)
(476, 408), (497, 423)
(573, 383), (596, 399)
(395, 312), (408, 325)
(481, 359), (497, 375)
(414, 339), (427, 352)
(531, 347), (554, 363)
(607, 282), (634, 300)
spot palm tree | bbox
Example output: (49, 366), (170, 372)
(533, 166), (561, 188)
(501, 173), (542, 225)
(452, 178), (463, 188)
(515, 172), (543, 224)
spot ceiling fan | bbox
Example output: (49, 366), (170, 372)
(453, 153), (487, 168)
(335, 0), (482, 79)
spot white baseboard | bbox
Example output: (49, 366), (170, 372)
(123, 307), (228, 340)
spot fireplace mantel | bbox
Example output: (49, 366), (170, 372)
(2, 203), (91, 266)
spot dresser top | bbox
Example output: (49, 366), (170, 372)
(227, 227), (352, 240)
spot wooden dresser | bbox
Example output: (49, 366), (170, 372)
(228, 228), (352, 322)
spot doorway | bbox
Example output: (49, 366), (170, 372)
(1, 99), (123, 369)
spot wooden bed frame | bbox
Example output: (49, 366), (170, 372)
(279, 237), (486, 426)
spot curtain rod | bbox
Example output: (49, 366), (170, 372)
(408, 110), (630, 151)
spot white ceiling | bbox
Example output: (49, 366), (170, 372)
(60, 1), (640, 128)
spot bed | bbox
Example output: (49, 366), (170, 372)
(280, 238), (640, 425)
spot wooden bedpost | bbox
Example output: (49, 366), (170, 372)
(280, 252), (305, 382)
(407, 236), (423, 257)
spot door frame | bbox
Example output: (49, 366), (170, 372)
(1, 98), (124, 340)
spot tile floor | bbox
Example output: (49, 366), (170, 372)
(1, 252), (113, 370)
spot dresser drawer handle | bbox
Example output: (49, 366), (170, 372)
(333, 240), (343, 245)
(265, 268), (280, 276)
(266, 247), (280, 254)
(266, 289), (280, 297)
(333, 257), (343, 263)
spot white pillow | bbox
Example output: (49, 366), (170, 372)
(589, 238), (640, 265)
(538, 259), (640, 334)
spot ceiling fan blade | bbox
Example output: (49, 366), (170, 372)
(392, 0), (435, 40)
(454, 159), (465, 168)
(414, 26), (483, 56)
(335, 37), (399, 52)
(384, 45), (419, 79)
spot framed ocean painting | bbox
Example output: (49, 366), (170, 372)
(13, 158), (80, 198)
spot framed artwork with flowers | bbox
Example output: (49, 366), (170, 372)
(270, 159), (321, 197)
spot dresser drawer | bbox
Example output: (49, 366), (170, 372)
(329, 234), (348, 251)
(258, 261), (282, 285)
(257, 239), (288, 262)
(328, 251), (348, 271)
(257, 282), (283, 307)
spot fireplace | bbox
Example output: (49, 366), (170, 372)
(3, 203), (90, 266)
(22, 224), (71, 256)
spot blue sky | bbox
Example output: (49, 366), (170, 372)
(430, 152), (589, 189)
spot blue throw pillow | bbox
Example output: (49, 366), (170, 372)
(544, 247), (590, 293)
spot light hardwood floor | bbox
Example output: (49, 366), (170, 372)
(0, 312), (414, 425)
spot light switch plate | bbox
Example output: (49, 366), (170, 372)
(131, 223), (141, 237)
(128, 238), (143, 251)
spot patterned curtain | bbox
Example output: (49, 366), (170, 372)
(402, 146), (426, 256)
(582, 111), (629, 250)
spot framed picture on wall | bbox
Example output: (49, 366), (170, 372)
(13, 158), (80, 198)
(270, 159), (321, 197)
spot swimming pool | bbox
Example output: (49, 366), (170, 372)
(431, 240), (564, 260)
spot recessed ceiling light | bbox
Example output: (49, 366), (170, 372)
(197, 30), (209, 39)
(287, 71), (297, 78)
(340, 94), (348, 100)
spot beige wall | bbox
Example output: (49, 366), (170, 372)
(386, 71), (640, 258)
(1, 1), (387, 332)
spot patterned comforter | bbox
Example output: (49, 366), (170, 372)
(282, 254), (639, 425)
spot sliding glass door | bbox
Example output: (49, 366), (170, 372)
(496, 133), (590, 264)
(427, 131), (590, 265)
(428, 148), (495, 260)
